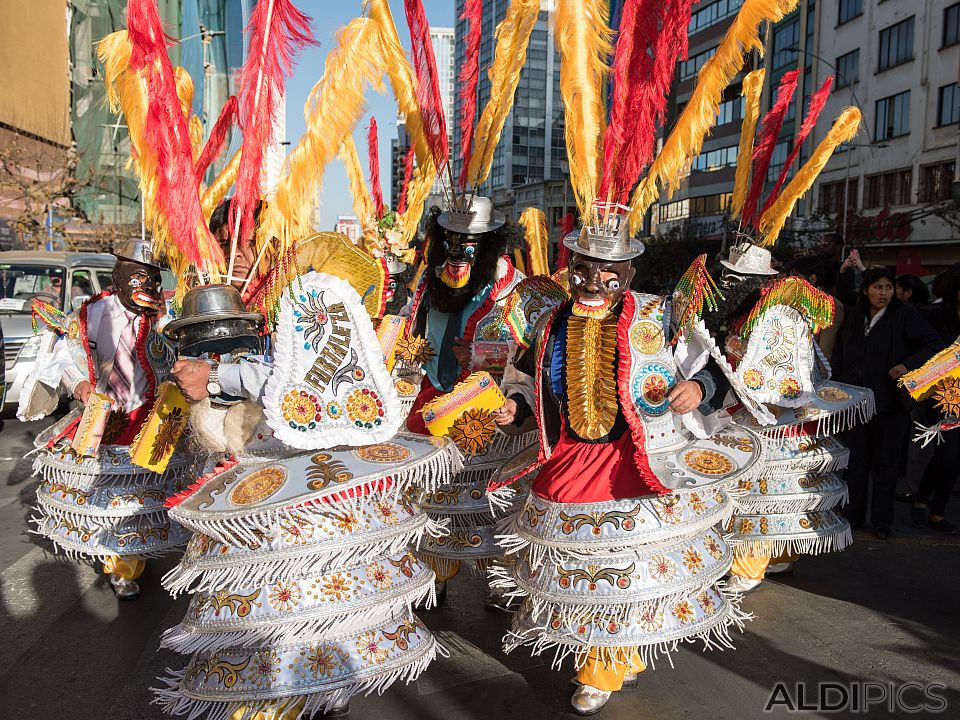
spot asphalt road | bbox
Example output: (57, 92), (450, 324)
(2, 417), (959, 719)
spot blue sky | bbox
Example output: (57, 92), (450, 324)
(284, 1), (456, 229)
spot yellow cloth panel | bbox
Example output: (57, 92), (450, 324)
(576, 647), (646, 692)
(102, 555), (146, 581)
(730, 551), (771, 580)
(229, 698), (306, 720)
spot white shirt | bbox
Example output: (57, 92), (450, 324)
(864, 305), (887, 337)
(55, 294), (152, 413)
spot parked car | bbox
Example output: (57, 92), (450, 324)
(0, 251), (117, 414)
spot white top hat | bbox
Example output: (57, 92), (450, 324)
(720, 242), (778, 276)
(437, 195), (506, 235)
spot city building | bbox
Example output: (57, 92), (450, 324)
(334, 215), (361, 243)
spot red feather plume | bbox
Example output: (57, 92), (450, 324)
(195, 95), (238, 182)
(232, 0), (317, 247)
(456, 0), (482, 189)
(600, 0), (696, 203)
(403, 0), (449, 176)
(126, 0), (220, 268)
(368, 118), (385, 219)
(397, 144), (416, 215)
(555, 211), (578, 272)
(759, 75), (834, 217)
(742, 69), (799, 225)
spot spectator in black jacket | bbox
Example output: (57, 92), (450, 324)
(832, 267), (942, 539)
(912, 267), (960, 534)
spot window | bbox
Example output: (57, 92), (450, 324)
(767, 141), (792, 182)
(819, 179), (858, 216)
(660, 199), (689, 222)
(716, 97), (746, 125)
(836, 50), (859, 89)
(875, 90), (910, 140)
(918, 162), (956, 203)
(938, 84), (960, 126)
(692, 145), (738, 173)
(690, 192), (733, 216)
(688, 0), (744, 33)
(838, 0), (862, 24)
(95, 270), (115, 292)
(772, 19), (800, 69)
(945, 3), (960, 47)
(865, 168), (912, 208)
(679, 47), (717, 80)
(878, 18), (914, 72)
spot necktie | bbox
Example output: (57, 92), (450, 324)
(106, 311), (138, 406)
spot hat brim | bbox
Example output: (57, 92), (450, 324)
(562, 232), (645, 262)
(113, 253), (165, 272)
(437, 210), (506, 235)
(720, 259), (778, 275)
(164, 311), (265, 337)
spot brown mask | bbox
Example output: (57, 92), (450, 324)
(568, 253), (635, 319)
(113, 259), (164, 314)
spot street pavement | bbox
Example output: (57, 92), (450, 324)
(2, 416), (959, 719)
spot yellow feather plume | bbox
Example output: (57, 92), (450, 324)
(367, 0), (434, 171)
(398, 159), (436, 246)
(628, 0), (800, 232)
(174, 67), (194, 120)
(731, 68), (765, 219)
(465, 0), (540, 188)
(338, 133), (378, 253)
(518, 207), (550, 277)
(258, 17), (387, 258)
(554, 0), (612, 217)
(202, 149), (240, 220)
(758, 107), (861, 246)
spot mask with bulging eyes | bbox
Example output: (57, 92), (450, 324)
(568, 253), (635, 319)
(113, 259), (164, 314)
(437, 232), (479, 289)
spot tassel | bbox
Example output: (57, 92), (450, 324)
(195, 95), (238, 182)
(730, 69), (765, 219)
(518, 208), (550, 277)
(673, 254), (722, 337)
(554, 0), (612, 216)
(367, 118), (385, 219)
(757, 107), (861, 245)
(628, 0), (801, 232)
(402, 0), (449, 174)
(743, 68), (799, 225)
(465, 0), (541, 188)
(760, 75), (834, 217)
(741, 276), (835, 336)
(457, 0), (483, 189)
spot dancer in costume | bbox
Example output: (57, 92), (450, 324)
(22, 242), (190, 601)
(401, 0), (544, 607)
(692, 68), (871, 592)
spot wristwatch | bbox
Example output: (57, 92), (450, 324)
(206, 361), (222, 397)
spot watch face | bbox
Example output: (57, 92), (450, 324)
(207, 382), (221, 396)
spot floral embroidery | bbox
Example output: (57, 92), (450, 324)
(703, 534), (724, 560)
(637, 603), (665, 632)
(672, 600), (696, 624)
(320, 573), (353, 601)
(356, 631), (389, 664)
(279, 515), (314, 545)
(648, 553), (677, 582)
(737, 518), (755, 535)
(331, 512), (360, 533)
(696, 590), (717, 615)
(687, 492), (707, 515)
(249, 650), (281, 687)
(365, 562), (393, 590)
(281, 389), (323, 432)
(268, 582), (301, 612)
(682, 547), (704, 573)
(303, 644), (343, 678)
(346, 388), (384, 428)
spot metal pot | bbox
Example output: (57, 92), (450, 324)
(164, 284), (265, 358)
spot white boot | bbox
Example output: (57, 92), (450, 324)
(726, 574), (762, 593)
(109, 574), (140, 600)
(570, 684), (612, 716)
(766, 562), (795, 574)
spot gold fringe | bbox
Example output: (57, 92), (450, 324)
(554, 0), (612, 216)
(465, 0), (541, 188)
(565, 315), (618, 440)
(757, 107), (861, 246)
(338, 134), (377, 253)
(258, 17), (386, 260)
(628, 0), (800, 232)
(518, 207), (550, 277)
(731, 68), (765, 219)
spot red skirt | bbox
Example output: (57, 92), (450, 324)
(532, 425), (658, 503)
(405, 377), (443, 435)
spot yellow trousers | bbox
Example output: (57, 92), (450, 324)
(230, 697), (305, 720)
(576, 647), (646, 692)
(729, 550), (800, 581)
(102, 555), (145, 581)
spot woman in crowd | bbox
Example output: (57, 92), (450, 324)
(912, 266), (960, 534)
(896, 274), (931, 308)
(832, 267), (941, 539)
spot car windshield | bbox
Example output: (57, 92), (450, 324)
(0, 265), (66, 312)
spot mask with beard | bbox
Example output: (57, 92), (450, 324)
(568, 253), (635, 319)
(424, 207), (510, 314)
(112, 259), (164, 314)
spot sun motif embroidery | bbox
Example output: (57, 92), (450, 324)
(331, 511), (360, 533)
(230, 467), (287, 506)
(396, 335), (434, 366)
(320, 573), (353, 601)
(779, 376), (802, 399)
(648, 553), (677, 582)
(279, 516), (314, 545)
(268, 582), (301, 612)
(304, 644), (343, 678)
(637, 603), (665, 632)
(672, 600), (696, 625)
(817, 385), (852, 404)
(394, 378), (417, 395)
(365, 561), (393, 590)
(682, 448), (735, 476)
(653, 496), (683, 524)
(682, 547), (704, 573)
(629, 320), (664, 355)
(686, 492), (707, 515)
(373, 498), (400, 525)
(249, 650), (282, 687)
(281, 389), (323, 431)
(346, 388), (384, 428)
(354, 442), (413, 464)
(742, 367), (764, 390)
(933, 377), (960, 417)
(448, 408), (497, 455)
(356, 631), (389, 664)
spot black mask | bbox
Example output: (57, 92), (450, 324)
(568, 253), (635, 319)
(113, 259), (163, 314)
